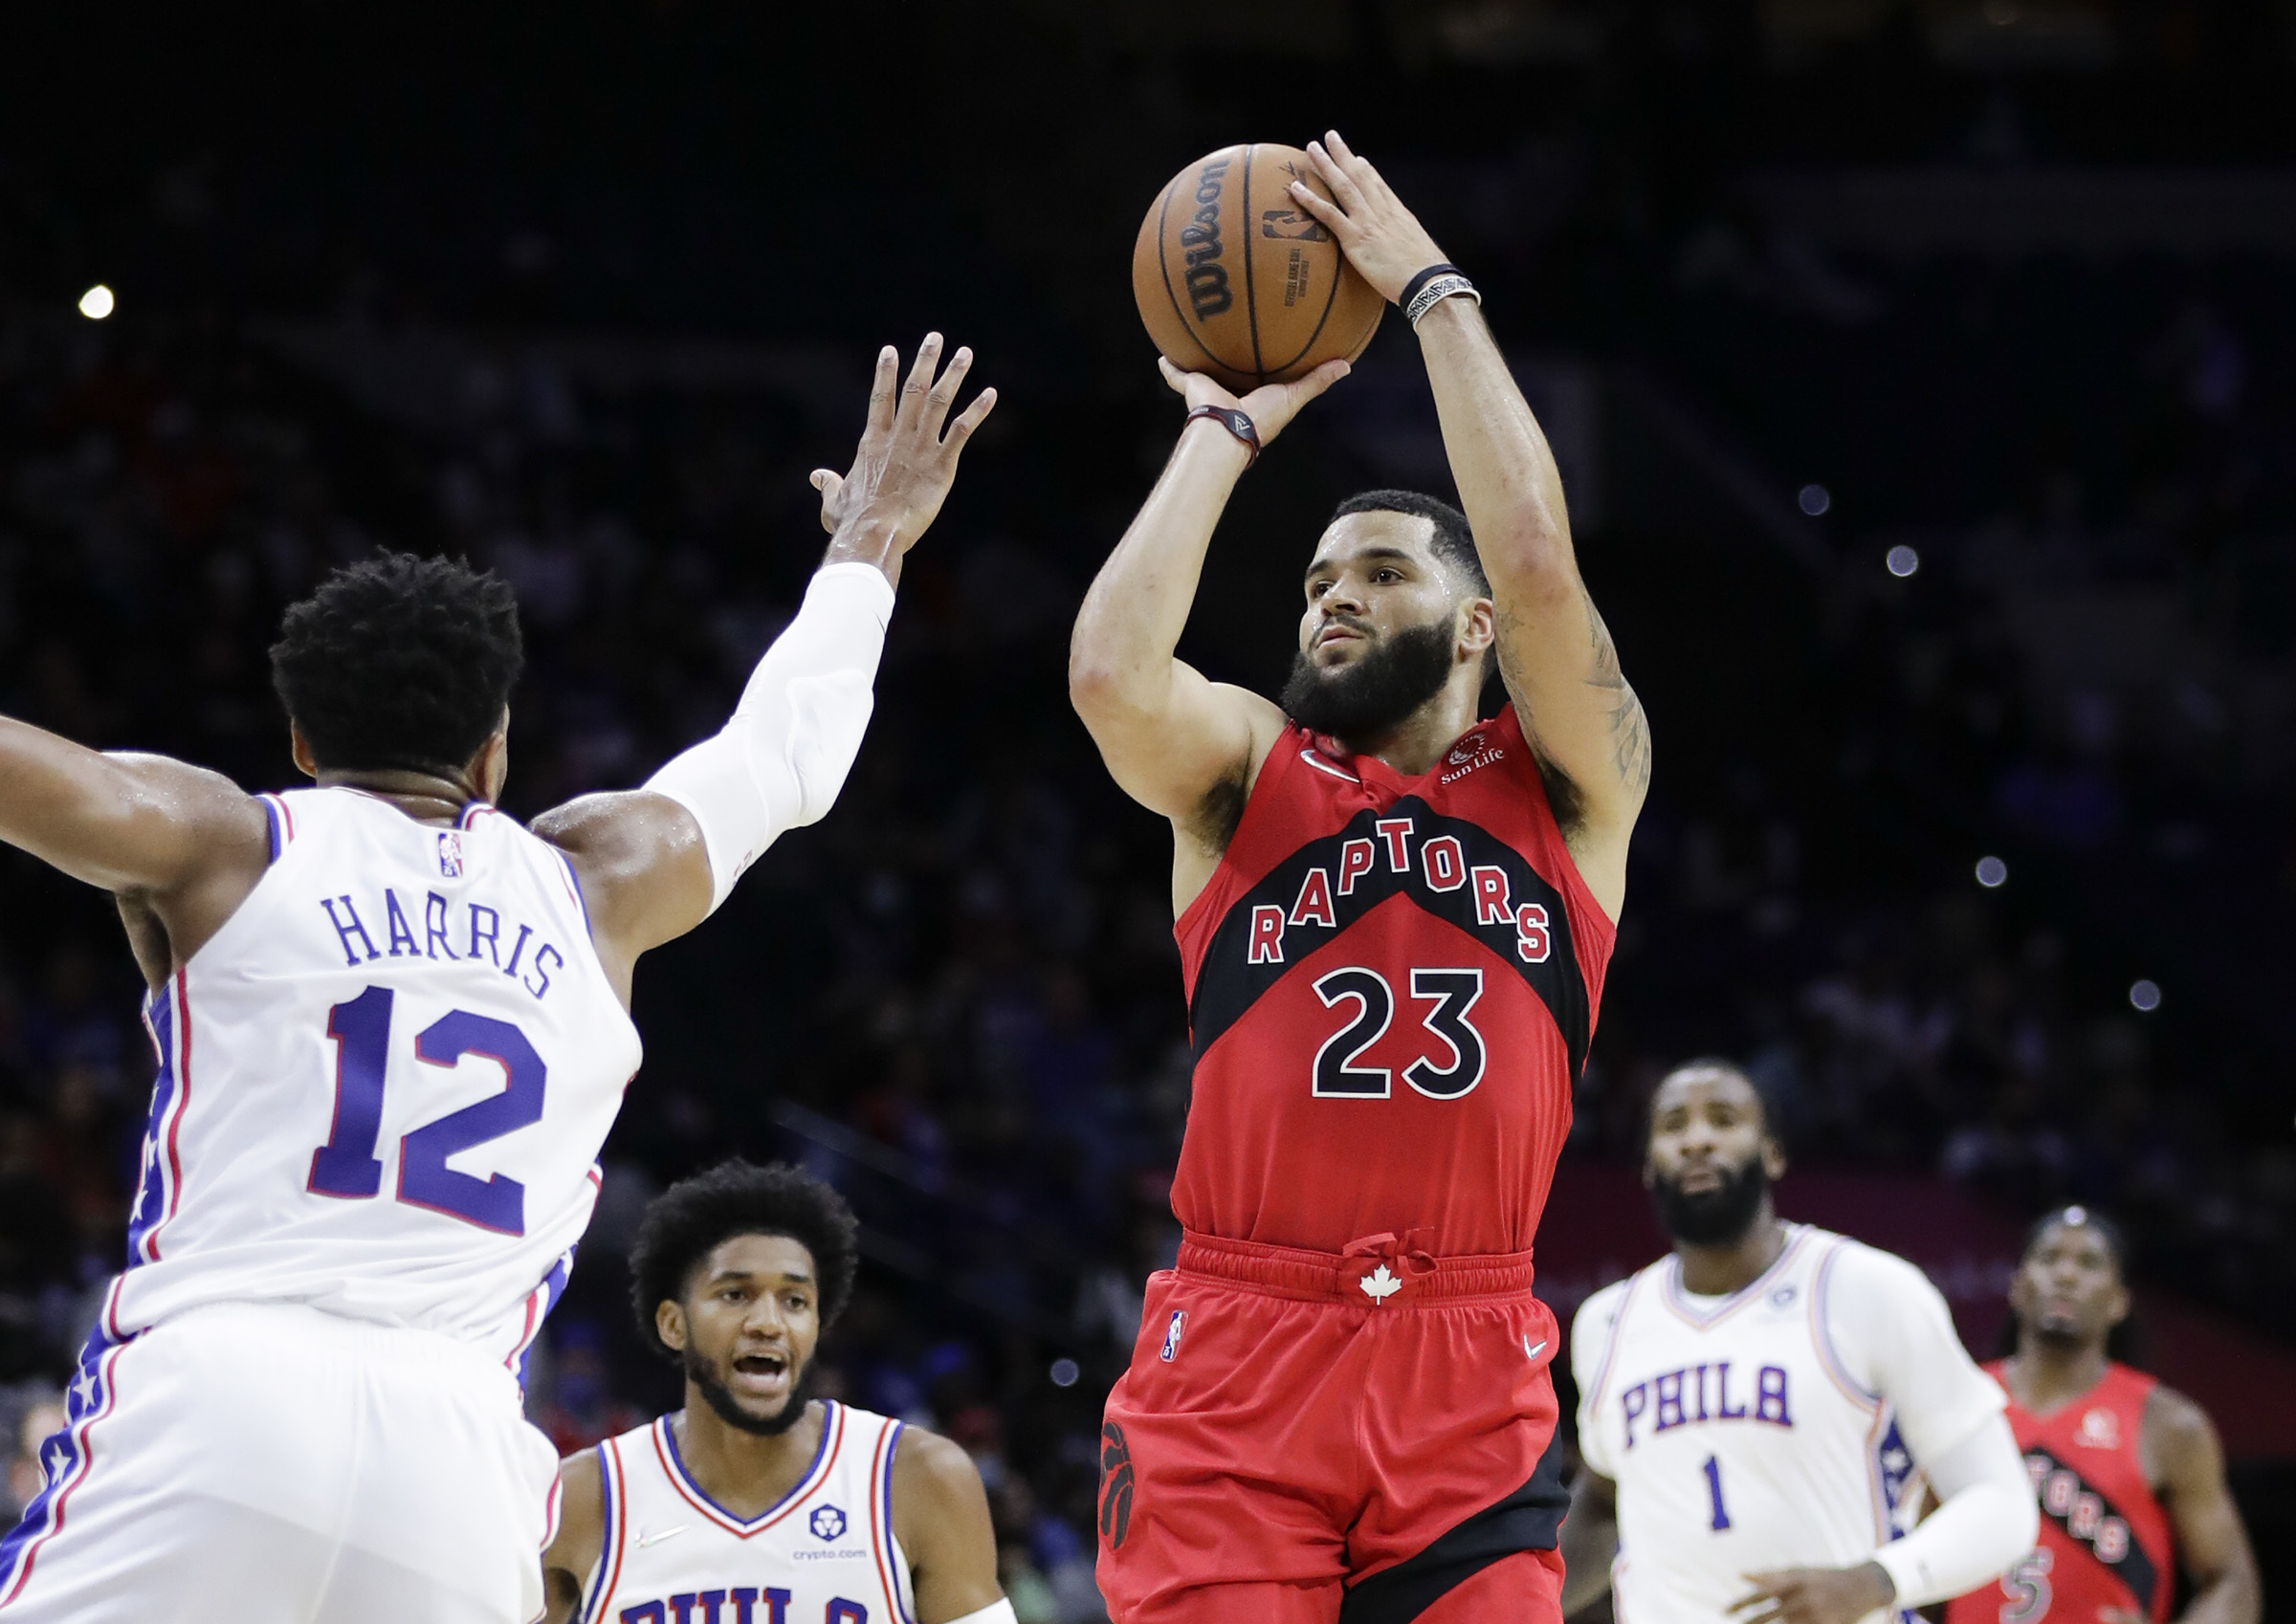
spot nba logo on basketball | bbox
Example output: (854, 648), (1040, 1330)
(1159, 1310), (1186, 1363)
(436, 830), (464, 878)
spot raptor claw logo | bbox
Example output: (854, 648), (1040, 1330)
(809, 1504), (847, 1542)
(1098, 1422), (1136, 1549)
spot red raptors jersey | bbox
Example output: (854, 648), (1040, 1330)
(1171, 707), (1613, 1257)
(1946, 1361), (2175, 1624)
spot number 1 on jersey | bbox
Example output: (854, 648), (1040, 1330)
(1702, 1454), (1732, 1531)
(308, 986), (546, 1235)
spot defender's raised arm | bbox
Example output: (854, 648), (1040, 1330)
(537, 335), (996, 989)
(1289, 132), (1648, 918)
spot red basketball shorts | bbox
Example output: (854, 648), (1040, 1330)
(1095, 1230), (1570, 1624)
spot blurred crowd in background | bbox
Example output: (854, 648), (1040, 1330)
(0, 3), (2292, 1615)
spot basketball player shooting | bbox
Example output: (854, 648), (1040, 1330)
(1564, 1062), (2039, 1624)
(1942, 1209), (2259, 1624)
(1071, 132), (1646, 1624)
(541, 1160), (1012, 1624)
(0, 337), (992, 1623)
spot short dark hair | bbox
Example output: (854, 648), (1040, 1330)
(1332, 489), (1490, 599)
(627, 1159), (862, 1358)
(1996, 1204), (2142, 1366)
(270, 551), (524, 775)
(1646, 1057), (1771, 1142)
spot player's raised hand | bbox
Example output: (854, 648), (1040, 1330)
(1729, 1563), (1896, 1624)
(1157, 354), (1349, 450)
(1285, 130), (1450, 308)
(811, 334), (997, 566)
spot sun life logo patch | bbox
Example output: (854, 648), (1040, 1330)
(809, 1504), (847, 1542)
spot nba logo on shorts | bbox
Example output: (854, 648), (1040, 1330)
(436, 830), (464, 878)
(1159, 1309), (1186, 1363)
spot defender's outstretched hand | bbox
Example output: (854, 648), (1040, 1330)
(1157, 354), (1349, 449)
(1285, 131), (1450, 307)
(811, 334), (997, 574)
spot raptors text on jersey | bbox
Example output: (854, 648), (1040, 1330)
(1172, 707), (1614, 1255)
(1944, 1363), (2175, 1624)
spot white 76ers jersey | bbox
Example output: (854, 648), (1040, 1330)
(585, 1404), (916, 1624)
(1572, 1225), (2003, 1624)
(102, 786), (643, 1368)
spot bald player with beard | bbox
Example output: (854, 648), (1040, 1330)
(1564, 1061), (2039, 1624)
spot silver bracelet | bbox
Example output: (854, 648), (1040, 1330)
(1405, 273), (1480, 329)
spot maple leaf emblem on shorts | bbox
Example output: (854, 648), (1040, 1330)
(1359, 1264), (1402, 1303)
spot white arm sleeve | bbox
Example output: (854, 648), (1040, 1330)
(1817, 1240), (2035, 1609)
(940, 1603), (1018, 1624)
(1871, 1414), (2039, 1609)
(645, 560), (894, 914)
(1570, 1281), (1630, 1479)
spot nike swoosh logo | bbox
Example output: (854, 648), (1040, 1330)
(1524, 1337), (1549, 1361)
(636, 1525), (690, 1547)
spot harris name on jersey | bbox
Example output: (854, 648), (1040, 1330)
(316, 863), (573, 1000)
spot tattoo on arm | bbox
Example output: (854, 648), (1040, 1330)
(1584, 603), (1652, 800)
(1496, 598), (1651, 808)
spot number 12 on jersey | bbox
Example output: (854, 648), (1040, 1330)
(308, 986), (545, 1235)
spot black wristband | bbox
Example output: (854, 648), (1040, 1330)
(1398, 262), (1464, 310)
(1184, 404), (1261, 466)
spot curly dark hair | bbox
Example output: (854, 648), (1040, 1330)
(627, 1159), (861, 1358)
(269, 551), (524, 775)
(1332, 489), (1489, 599)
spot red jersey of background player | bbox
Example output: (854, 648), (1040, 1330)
(1172, 703), (1613, 1256)
(1946, 1361), (2175, 1624)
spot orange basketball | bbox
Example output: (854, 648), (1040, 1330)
(1132, 143), (1385, 394)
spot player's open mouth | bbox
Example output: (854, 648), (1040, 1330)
(731, 1352), (790, 1396)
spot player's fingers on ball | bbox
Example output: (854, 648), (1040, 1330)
(1305, 141), (1360, 208)
(1287, 181), (1344, 226)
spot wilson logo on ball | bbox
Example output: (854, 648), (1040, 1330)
(1179, 157), (1233, 319)
(1134, 143), (1384, 392)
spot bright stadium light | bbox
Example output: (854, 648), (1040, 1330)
(78, 284), (115, 320)
(1975, 855), (2008, 889)
(2129, 978), (2162, 1012)
(1799, 483), (1831, 516)
(1049, 1357), (1081, 1388)
(1886, 544), (1920, 578)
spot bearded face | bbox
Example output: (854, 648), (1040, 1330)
(1281, 617), (1459, 739)
(1648, 1148), (1772, 1247)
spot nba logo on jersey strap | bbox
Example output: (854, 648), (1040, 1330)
(1159, 1310), (1186, 1362)
(436, 829), (464, 877)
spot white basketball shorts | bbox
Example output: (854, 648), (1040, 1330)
(0, 1300), (561, 1623)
